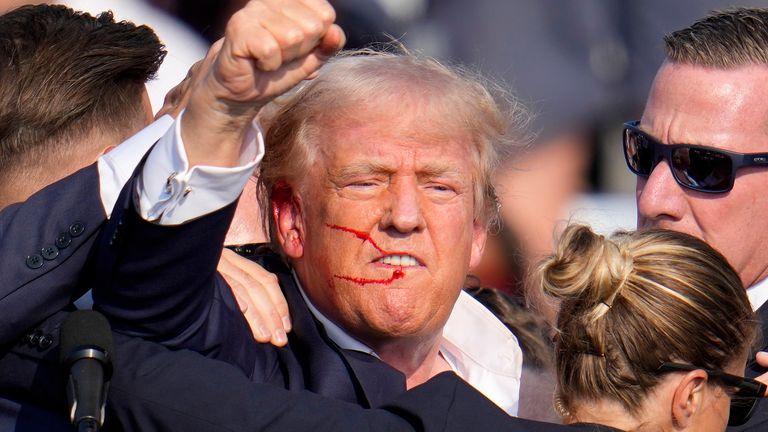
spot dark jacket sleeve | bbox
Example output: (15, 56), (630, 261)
(107, 335), (578, 432)
(0, 164), (106, 345)
(91, 175), (267, 378)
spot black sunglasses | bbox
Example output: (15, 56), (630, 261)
(657, 362), (766, 426)
(622, 120), (768, 193)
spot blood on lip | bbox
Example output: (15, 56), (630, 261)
(327, 224), (408, 285)
(334, 268), (405, 286)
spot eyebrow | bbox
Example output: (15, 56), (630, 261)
(333, 162), (469, 181)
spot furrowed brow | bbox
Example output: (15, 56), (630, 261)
(332, 162), (394, 180)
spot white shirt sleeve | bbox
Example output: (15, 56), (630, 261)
(96, 111), (264, 225)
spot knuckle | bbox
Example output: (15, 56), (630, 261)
(227, 11), (249, 36)
(281, 27), (305, 47)
(302, 17), (324, 37)
(317, 3), (336, 24)
(258, 38), (280, 60)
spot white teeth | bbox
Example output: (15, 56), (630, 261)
(378, 255), (419, 267)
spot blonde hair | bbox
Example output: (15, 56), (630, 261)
(257, 47), (530, 239)
(665, 8), (768, 68)
(537, 225), (755, 416)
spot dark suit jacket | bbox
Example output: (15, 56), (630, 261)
(106, 333), (594, 432)
(0, 164), (108, 430)
(729, 302), (768, 431)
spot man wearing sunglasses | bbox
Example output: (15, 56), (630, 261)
(622, 8), (768, 430)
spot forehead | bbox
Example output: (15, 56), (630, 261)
(641, 62), (768, 153)
(315, 105), (478, 173)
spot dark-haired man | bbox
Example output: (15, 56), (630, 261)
(0, 5), (167, 429)
(622, 7), (768, 430)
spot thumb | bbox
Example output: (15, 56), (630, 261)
(317, 24), (346, 59)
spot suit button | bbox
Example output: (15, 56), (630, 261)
(21, 333), (33, 345)
(38, 334), (53, 349)
(69, 221), (85, 237)
(41, 245), (59, 260)
(30, 333), (43, 347)
(26, 254), (43, 269)
(55, 232), (72, 249)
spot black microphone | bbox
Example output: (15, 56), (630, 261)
(60, 310), (114, 432)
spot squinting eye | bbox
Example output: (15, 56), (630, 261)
(426, 184), (456, 193)
(348, 181), (378, 188)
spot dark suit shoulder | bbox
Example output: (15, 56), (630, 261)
(0, 164), (104, 345)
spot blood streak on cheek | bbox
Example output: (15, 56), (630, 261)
(326, 224), (384, 253)
(328, 224), (406, 285)
(334, 268), (405, 286)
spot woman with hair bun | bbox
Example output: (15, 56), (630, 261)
(538, 225), (765, 431)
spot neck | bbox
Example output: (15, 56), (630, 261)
(567, 400), (656, 432)
(370, 333), (452, 389)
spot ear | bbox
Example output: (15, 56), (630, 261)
(670, 369), (708, 429)
(468, 221), (488, 269)
(271, 181), (305, 258)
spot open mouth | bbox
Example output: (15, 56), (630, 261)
(374, 254), (423, 267)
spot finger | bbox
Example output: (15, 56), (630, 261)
(296, 0), (336, 26)
(263, 29), (342, 89)
(219, 250), (290, 343)
(257, 1), (326, 65)
(219, 251), (272, 342)
(242, 284), (288, 346)
(259, 272), (292, 332)
(225, 10), (283, 72)
(757, 351), (768, 368)
(235, 282), (273, 343)
(319, 24), (346, 55)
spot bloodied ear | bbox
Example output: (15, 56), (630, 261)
(272, 181), (305, 258)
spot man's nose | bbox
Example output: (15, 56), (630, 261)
(636, 160), (687, 225)
(380, 180), (426, 233)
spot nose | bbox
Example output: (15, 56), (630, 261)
(636, 160), (687, 227)
(380, 178), (426, 234)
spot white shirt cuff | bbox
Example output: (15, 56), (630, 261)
(97, 115), (175, 218)
(138, 110), (265, 225)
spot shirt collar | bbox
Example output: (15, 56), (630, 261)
(747, 276), (768, 312)
(292, 270), (379, 358)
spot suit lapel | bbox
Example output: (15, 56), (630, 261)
(277, 269), (361, 403)
(339, 349), (406, 408)
(253, 250), (407, 407)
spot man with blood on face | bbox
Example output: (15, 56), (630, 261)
(93, 39), (525, 414)
(277, 102), (486, 381)
(259, 50), (525, 393)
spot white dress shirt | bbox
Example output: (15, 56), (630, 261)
(747, 277), (768, 312)
(296, 271), (522, 415)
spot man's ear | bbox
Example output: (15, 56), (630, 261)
(670, 369), (708, 429)
(271, 181), (304, 258)
(468, 221), (488, 270)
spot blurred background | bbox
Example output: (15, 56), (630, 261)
(4, 0), (768, 300)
